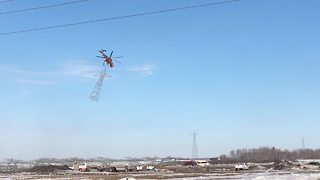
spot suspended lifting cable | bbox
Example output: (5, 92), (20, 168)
(0, 0), (90, 15)
(0, 0), (239, 36)
(0, 0), (14, 4)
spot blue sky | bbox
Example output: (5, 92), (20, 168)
(0, 0), (320, 160)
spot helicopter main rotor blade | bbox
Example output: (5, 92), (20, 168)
(113, 56), (123, 59)
(110, 51), (113, 57)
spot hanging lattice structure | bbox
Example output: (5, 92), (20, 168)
(90, 67), (107, 101)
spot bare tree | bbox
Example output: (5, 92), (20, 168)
(5, 158), (20, 171)
(228, 147), (320, 162)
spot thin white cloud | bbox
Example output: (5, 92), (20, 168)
(16, 78), (54, 85)
(128, 64), (156, 77)
(58, 60), (101, 79)
(0, 60), (102, 85)
(0, 64), (54, 85)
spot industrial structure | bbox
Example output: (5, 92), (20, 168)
(192, 131), (199, 159)
(90, 67), (107, 101)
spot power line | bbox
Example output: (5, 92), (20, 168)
(0, 0), (14, 4)
(0, 0), (239, 36)
(0, 0), (89, 15)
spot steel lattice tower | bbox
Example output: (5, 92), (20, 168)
(192, 131), (199, 159)
(90, 67), (107, 101)
(302, 137), (305, 149)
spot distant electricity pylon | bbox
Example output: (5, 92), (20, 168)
(302, 137), (305, 149)
(90, 67), (107, 101)
(192, 131), (199, 159)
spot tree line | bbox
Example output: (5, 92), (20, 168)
(222, 147), (320, 163)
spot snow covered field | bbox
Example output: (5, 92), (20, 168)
(167, 172), (320, 180)
(1, 171), (320, 180)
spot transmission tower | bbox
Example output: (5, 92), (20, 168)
(302, 137), (305, 149)
(90, 67), (107, 101)
(192, 131), (199, 159)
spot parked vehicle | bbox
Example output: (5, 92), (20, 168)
(78, 162), (104, 172)
(146, 165), (155, 170)
(109, 161), (135, 172)
(78, 163), (87, 172)
(196, 160), (210, 167)
(136, 164), (155, 171)
(235, 163), (249, 170)
(136, 165), (143, 171)
(183, 161), (197, 166)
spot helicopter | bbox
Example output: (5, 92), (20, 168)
(97, 50), (122, 68)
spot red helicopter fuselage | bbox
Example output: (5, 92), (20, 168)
(99, 50), (114, 68)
